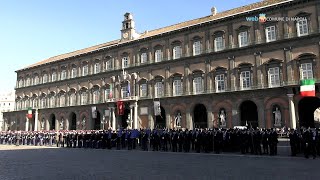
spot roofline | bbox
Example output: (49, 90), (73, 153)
(15, 0), (297, 73)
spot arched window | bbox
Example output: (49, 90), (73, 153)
(192, 40), (201, 56)
(140, 80), (147, 97)
(122, 57), (129, 68)
(59, 93), (65, 107)
(213, 31), (225, 51)
(50, 95), (55, 108)
(173, 76), (183, 96)
(34, 75), (39, 85)
(41, 97), (46, 108)
(193, 76), (203, 94)
(61, 70), (67, 80)
(105, 57), (113, 71)
(52, 72), (57, 82)
(70, 93), (76, 106)
(82, 63), (89, 76)
(26, 77), (31, 86)
(93, 89), (100, 104)
(81, 91), (87, 105)
(94, 62), (100, 74)
(173, 45), (182, 59)
(18, 79), (23, 87)
(155, 81), (164, 98)
(71, 67), (77, 78)
(43, 74), (48, 83)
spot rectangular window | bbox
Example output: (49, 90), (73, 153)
(60, 96), (65, 107)
(81, 93), (87, 105)
(50, 97), (55, 108)
(122, 57), (129, 68)
(268, 67), (280, 87)
(265, 26), (276, 42)
(155, 49), (163, 62)
(82, 65), (88, 76)
(61, 70), (67, 80)
(93, 91), (99, 104)
(106, 60), (112, 70)
(300, 63), (313, 80)
(70, 94), (76, 106)
(43, 75), (48, 83)
(173, 79), (182, 96)
(173, 46), (182, 59)
(238, 31), (248, 47)
(141, 53), (148, 64)
(215, 74), (225, 92)
(94, 63), (100, 74)
(104, 89), (110, 100)
(121, 86), (128, 98)
(214, 36), (224, 51)
(193, 41), (201, 56)
(71, 68), (77, 78)
(240, 71), (251, 90)
(52, 73), (57, 82)
(155, 82), (163, 98)
(193, 77), (203, 94)
(296, 19), (308, 37)
(140, 84), (147, 97)
(34, 76), (39, 85)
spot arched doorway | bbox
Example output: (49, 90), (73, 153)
(155, 106), (166, 129)
(49, 114), (56, 130)
(121, 108), (130, 129)
(193, 104), (207, 128)
(94, 111), (101, 130)
(298, 97), (320, 128)
(240, 100), (258, 128)
(69, 112), (77, 130)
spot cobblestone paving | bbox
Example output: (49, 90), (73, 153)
(0, 145), (319, 180)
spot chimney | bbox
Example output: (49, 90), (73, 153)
(211, 7), (217, 16)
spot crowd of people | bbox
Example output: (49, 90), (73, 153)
(1, 127), (320, 158)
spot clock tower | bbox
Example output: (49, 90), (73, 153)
(121, 13), (138, 41)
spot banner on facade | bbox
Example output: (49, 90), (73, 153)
(154, 101), (161, 116)
(300, 79), (315, 97)
(117, 101), (124, 115)
(92, 106), (97, 118)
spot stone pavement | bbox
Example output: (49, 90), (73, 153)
(0, 145), (319, 180)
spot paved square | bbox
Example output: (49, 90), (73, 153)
(0, 146), (319, 180)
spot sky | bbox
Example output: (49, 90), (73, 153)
(0, 0), (260, 93)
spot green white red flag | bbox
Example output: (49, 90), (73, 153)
(27, 107), (32, 119)
(300, 79), (315, 97)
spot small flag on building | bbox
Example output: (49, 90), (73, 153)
(154, 101), (161, 116)
(300, 79), (315, 97)
(27, 107), (32, 119)
(117, 101), (124, 115)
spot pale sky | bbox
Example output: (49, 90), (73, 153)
(0, 0), (260, 93)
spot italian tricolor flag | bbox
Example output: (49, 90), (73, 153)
(300, 79), (315, 97)
(27, 107), (32, 119)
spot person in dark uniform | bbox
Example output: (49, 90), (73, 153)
(289, 129), (298, 156)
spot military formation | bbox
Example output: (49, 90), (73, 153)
(1, 127), (320, 158)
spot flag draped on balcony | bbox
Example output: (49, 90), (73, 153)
(117, 101), (124, 115)
(27, 107), (32, 119)
(154, 101), (161, 116)
(300, 79), (315, 97)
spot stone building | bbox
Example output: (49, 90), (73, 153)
(4, 0), (320, 131)
(0, 91), (15, 131)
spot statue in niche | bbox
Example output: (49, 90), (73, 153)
(219, 109), (226, 127)
(273, 107), (281, 126)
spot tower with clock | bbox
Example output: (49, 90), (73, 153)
(121, 13), (138, 41)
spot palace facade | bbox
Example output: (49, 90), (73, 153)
(3, 0), (320, 131)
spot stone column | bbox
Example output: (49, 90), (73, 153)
(25, 117), (29, 131)
(111, 107), (116, 130)
(287, 94), (297, 129)
(134, 101), (138, 129)
(149, 112), (154, 129)
(186, 109), (193, 130)
(34, 109), (38, 131)
(129, 105), (133, 129)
